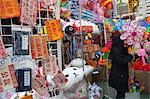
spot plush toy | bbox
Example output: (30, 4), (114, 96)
(144, 41), (150, 64)
(62, 65), (94, 90)
(67, 58), (86, 67)
(61, 19), (100, 35)
(138, 49), (147, 65)
(46, 58), (94, 91)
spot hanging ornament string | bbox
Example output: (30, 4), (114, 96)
(113, 0), (118, 19)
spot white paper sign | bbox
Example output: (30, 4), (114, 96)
(22, 35), (29, 50)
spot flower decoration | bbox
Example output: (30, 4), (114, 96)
(120, 20), (146, 46)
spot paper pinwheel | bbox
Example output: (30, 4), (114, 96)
(120, 20), (146, 46)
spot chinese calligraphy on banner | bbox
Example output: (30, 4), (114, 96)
(20, 0), (37, 26)
(0, 0), (20, 19)
(12, 27), (31, 55)
(30, 35), (49, 59)
(15, 68), (32, 92)
(0, 36), (7, 58)
(32, 74), (51, 96)
(43, 55), (59, 76)
(52, 70), (68, 89)
(0, 64), (18, 92)
(45, 20), (64, 41)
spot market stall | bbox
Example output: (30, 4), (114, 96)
(0, 0), (149, 99)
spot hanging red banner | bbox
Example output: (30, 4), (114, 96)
(43, 55), (59, 76)
(0, 36), (7, 58)
(20, 0), (37, 26)
(45, 20), (64, 41)
(0, 64), (18, 93)
(0, 0), (20, 19)
(52, 70), (68, 89)
(30, 35), (49, 59)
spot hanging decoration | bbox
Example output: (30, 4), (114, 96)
(0, 0), (20, 19)
(20, 0), (38, 26)
(128, 0), (140, 12)
(42, 55), (59, 76)
(52, 70), (68, 89)
(60, 0), (70, 8)
(112, 0), (118, 18)
(0, 36), (7, 59)
(15, 68), (32, 92)
(120, 20), (146, 46)
(41, 0), (56, 9)
(30, 35), (49, 59)
(32, 74), (51, 96)
(100, 0), (113, 17)
(0, 64), (18, 93)
(45, 20), (64, 41)
(12, 27), (31, 55)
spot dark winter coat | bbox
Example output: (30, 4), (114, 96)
(108, 34), (133, 92)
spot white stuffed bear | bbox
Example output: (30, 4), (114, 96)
(62, 67), (84, 90)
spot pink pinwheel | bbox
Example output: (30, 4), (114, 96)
(120, 20), (146, 46)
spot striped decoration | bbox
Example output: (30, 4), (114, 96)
(113, 0), (118, 18)
(137, 0), (150, 17)
(70, 0), (99, 23)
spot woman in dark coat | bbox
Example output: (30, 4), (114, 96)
(108, 33), (133, 99)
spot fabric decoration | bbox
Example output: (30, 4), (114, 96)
(0, 64), (18, 92)
(32, 74), (50, 96)
(12, 27), (31, 55)
(43, 55), (59, 76)
(0, 36), (7, 58)
(20, 0), (37, 26)
(0, 0), (20, 19)
(15, 69), (32, 92)
(45, 20), (64, 41)
(70, 0), (99, 23)
(120, 20), (146, 46)
(52, 70), (68, 89)
(30, 35), (49, 59)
